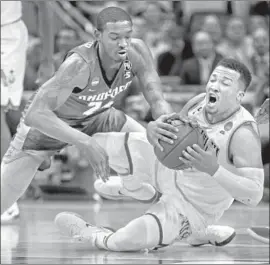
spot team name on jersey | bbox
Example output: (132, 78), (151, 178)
(198, 127), (220, 156)
(78, 81), (132, 102)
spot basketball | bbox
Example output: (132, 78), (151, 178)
(154, 120), (206, 170)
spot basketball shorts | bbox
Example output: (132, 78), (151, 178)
(146, 195), (192, 248)
(1, 20), (28, 108)
(12, 107), (129, 152)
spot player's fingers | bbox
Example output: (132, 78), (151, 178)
(158, 134), (174, 145)
(188, 119), (199, 128)
(155, 140), (164, 152)
(97, 164), (108, 183)
(179, 156), (190, 164)
(105, 160), (110, 180)
(186, 146), (201, 159)
(157, 128), (177, 140)
(160, 113), (177, 122)
(192, 144), (205, 154)
(181, 150), (195, 161)
(103, 161), (110, 182)
(160, 122), (179, 133)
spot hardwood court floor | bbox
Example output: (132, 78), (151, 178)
(1, 200), (269, 264)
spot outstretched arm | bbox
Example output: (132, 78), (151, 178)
(24, 53), (110, 181)
(132, 39), (173, 119)
(24, 53), (89, 145)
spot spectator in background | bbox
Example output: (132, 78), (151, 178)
(217, 17), (251, 69)
(249, 15), (268, 35)
(130, 1), (174, 66)
(180, 31), (223, 85)
(53, 28), (83, 70)
(202, 15), (223, 47)
(157, 23), (184, 76)
(250, 28), (269, 81)
(245, 15), (268, 56)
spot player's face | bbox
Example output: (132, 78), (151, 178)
(99, 21), (132, 62)
(205, 66), (243, 115)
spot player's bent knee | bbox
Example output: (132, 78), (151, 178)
(111, 215), (160, 251)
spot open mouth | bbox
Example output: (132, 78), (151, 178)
(208, 94), (218, 106)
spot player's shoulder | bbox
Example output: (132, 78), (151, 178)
(130, 38), (148, 52)
(55, 52), (89, 82)
(67, 41), (96, 64)
(129, 38), (151, 60)
(230, 121), (261, 150)
(128, 38), (155, 72)
(60, 53), (88, 70)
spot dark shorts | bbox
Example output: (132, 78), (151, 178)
(21, 107), (127, 151)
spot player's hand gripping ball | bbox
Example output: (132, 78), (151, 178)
(154, 117), (207, 170)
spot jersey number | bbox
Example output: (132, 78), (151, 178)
(83, 101), (113, 116)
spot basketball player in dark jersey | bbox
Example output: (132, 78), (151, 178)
(1, 7), (179, 214)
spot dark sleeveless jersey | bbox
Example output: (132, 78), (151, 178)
(55, 41), (135, 126)
(12, 41), (137, 150)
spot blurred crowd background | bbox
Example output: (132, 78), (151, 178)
(7, 1), (270, 201)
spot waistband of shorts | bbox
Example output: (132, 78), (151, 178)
(1, 17), (22, 27)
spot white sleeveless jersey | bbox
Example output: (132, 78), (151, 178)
(1, 1), (22, 26)
(154, 96), (258, 234)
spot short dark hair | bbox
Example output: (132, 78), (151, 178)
(96, 7), (133, 31)
(217, 58), (252, 91)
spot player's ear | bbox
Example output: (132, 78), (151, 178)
(94, 29), (102, 41)
(237, 90), (245, 102)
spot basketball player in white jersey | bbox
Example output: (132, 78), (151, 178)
(55, 58), (264, 251)
(1, 1), (55, 223)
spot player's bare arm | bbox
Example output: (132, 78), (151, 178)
(131, 39), (173, 119)
(24, 53), (89, 144)
(24, 53), (110, 181)
(180, 123), (264, 206)
(130, 39), (179, 148)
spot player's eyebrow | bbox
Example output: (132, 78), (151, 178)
(222, 76), (233, 82)
(109, 30), (132, 36)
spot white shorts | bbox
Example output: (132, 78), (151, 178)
(1, 20), (28, 108)
(93, 132), (155, 184)
(146, 195), (191, 247)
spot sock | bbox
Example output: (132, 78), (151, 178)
(95, 215), (159, 251)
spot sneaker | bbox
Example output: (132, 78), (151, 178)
(54, 212), (113, 245)
(94, 177), (129, 200)
(94, 177), (159, 203)
(247, 226), (269, 244)
(1, 203), (20, 225)
(187, 225), (236, 247)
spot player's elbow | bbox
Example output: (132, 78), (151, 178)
(242, 188), (264, 207)
(24, 112), (35, 127)
(252, 187), (264, 206)
(24, 109), (42, 127)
